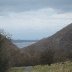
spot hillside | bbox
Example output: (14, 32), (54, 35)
(0, 34), (22, 68)
(21, 23), (72, 65)
(23, 23), (72, 50)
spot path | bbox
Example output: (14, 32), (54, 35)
(24, 66), (32, 72)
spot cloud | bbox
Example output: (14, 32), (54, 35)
(0, 8), (72, 39)
(0, 0), (72, 14)
(0, 0), (48, 12)
(0, 0), (72, 39)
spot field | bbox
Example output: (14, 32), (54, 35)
(9, 61), (72, 72)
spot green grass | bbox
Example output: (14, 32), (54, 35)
(9, 61), (72, 72)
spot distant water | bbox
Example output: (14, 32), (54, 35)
(13, 42), (35, 48)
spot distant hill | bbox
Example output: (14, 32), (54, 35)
(21, 23), (72, 65)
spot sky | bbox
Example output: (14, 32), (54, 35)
(0, 0), (72, 40)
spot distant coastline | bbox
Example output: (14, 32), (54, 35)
(12, 40), (38, 48)
(12, 40), (38, 43)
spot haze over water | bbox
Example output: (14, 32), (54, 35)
(13, 41), (36, 48)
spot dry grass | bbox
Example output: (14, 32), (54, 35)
(9, 61), (72, 72)
(9, 67), (25, 72)
(31, 61), (72, 72)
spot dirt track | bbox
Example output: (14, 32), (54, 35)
(24, 66), (32, 72)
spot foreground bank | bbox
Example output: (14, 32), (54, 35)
(9, 61), (72, 72)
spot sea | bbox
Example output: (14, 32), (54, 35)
(13, 41), (36, 48)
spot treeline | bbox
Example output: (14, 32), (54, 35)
(15, 47), (72, 66)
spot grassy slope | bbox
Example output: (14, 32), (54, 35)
(31, 61), (72, 72)
(9, 61), (72, 72)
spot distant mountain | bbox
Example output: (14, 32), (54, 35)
(21, 23), (72, 65)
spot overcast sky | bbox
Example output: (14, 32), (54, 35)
(0, 0), (72, 40)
